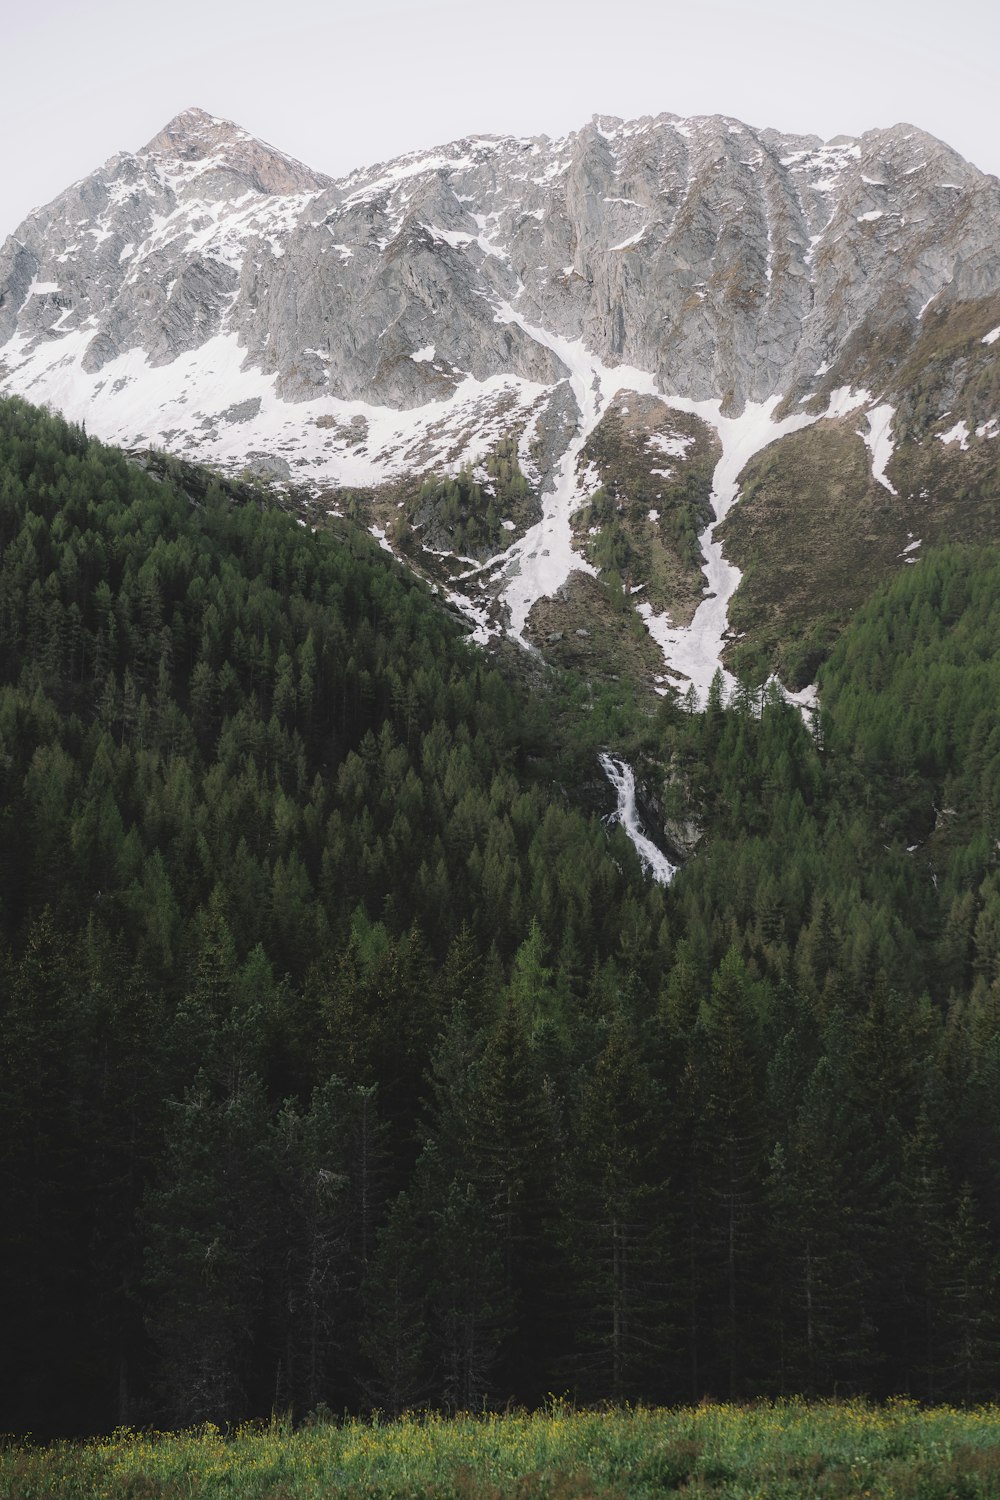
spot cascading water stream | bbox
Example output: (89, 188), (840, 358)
(599, 752), (677, 886)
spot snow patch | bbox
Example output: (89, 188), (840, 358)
(479, 306), (659, 644)
(610, 227), (648, 251)
(826, 386), (870, 419)
(639, 395), (819, 700)
(769, 676), (819, 730)
(647, 431), (695, 460)
(938, 419), (970, 450)
(859, 404), (897, 495)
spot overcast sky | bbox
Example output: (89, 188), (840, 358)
(3, 0), (997, 240)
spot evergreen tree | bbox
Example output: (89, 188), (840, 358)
(561, 1015), (673, 1401)
(360, 1189), (431, 1414)
(142, 1073), (273, 1424)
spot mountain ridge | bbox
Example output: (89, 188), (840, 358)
(2, 105), (1000, 694)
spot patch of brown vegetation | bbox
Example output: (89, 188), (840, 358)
(525, 571), (665, 699)
(721, 400), (1000, 687)
(720, 421), (914, 687)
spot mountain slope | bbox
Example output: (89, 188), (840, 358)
(3, 107), (1000, 692)
(9, 395), (1000, 1427)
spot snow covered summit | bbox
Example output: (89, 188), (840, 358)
(2, 107), (1000, 693)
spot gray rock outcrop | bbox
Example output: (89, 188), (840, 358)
(0, 105), (998, 520)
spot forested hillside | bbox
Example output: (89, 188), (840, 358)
(2, 396), (1000, 1438)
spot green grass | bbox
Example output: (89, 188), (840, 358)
(6, 1401), (1000, 1498)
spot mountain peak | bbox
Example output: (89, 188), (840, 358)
(140, 107), (242, 159)
(138, 107), (332, 195)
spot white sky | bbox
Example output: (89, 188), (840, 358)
(2, 0), (998, 241)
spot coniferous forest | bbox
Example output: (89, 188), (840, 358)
(3, 393), (1000, 1439)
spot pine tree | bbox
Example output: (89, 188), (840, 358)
(766, 1055), (881, 1395)
(142, 1072), (273, 1424)
(688, 949), (768, 1396)
(894, 1110), (953, 1398)
(0, 911), (91, 1430)
(561, 1014), (673, 1401)
(427, 1177), (511, 1411)
(360, 1189), (431, 1414)
(271, 1080), (354, 1416)
(938, 1183), (1000, 1401)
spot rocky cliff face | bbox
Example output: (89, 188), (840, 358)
(3, 106), (1000, 695)
(6, 107), (997, 410)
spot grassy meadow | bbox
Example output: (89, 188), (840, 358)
(4, 1401), (1000, 1499)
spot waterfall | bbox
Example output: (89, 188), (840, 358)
(599, 753), (677, 886)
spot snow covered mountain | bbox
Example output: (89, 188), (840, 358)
(3, 106), (1000, 696)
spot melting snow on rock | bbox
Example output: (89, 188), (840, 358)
(636, 395), (817, 703)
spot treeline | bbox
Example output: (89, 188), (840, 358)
(2, 396), (1000, 1436)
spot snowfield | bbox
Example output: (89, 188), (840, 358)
(0, 327), (549, 492)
